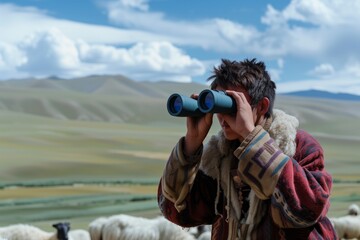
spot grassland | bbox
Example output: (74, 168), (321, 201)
(0, 111), (166, 230)
(0, 78), (359, 231)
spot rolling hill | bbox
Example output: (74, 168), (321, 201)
(1, 76), (360, 178)
(0, 76), (207, 124)
(1, 75), (360, 125)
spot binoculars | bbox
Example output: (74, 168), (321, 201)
(167, 89), (236, 117)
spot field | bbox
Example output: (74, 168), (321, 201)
(0, 78), (359, 232)
(0, 110), (172, 230)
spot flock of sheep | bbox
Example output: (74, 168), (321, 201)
(1, 203), (359, 240)
(0, 214), (211, 240)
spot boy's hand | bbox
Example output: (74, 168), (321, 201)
(184, 94), (213, 156)
(224, 90), (255, 140)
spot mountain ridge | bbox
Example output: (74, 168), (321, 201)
(282, 89), (360, 101)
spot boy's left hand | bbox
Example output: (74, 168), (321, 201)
(223, 90), (255, 140)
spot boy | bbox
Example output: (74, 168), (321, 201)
(158, 59), (336, 239)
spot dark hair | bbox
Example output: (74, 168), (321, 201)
(207, 58), (276, 118)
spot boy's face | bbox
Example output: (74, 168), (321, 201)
(215, 85), (255, 141)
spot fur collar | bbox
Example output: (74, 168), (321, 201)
(198, 109), (299, 229)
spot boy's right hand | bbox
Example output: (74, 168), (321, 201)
(184, 94), (213, 156)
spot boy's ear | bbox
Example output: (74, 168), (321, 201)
(257, 97), (270, 116)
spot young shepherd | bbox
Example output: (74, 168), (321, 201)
(330, 215), (360, 239)
(0, 222), (70, 240)
(89, 214), (196, 240)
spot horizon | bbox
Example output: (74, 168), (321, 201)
(1, 0), (360, 95)
(2, 74), (360, 97)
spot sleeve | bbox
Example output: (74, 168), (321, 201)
(157, 137), (218, 227)
(234, 127), (332, 228)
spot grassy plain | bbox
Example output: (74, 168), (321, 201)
(0, 80), (359, 232)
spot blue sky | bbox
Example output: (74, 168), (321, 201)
(1, 0), (360, 94)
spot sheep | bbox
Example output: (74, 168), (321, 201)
(155, 216), (196, 240)
(330, 215), (360, 239)
(89, 214), (196, 240)
(348, 203), (360, 216)
(89, 216), (108, 240)
(0, 222), (70, 240)
(68, 229), (90, 240)
(187, 225), (211, 239)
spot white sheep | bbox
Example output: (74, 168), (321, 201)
(330, 215), (360, 239)
(68, 229), (90, 240)
(89, 214), (196, 240)
(89, 216), (108, 240)
(348, 203), (360, 216)
(0, 222), (70, 240)
(186, 225), (211, 239)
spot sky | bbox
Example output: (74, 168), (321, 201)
(1, 0), (360, 94)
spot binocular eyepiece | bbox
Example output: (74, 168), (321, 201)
(167, 89), (236, 117)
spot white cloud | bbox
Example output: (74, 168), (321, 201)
(263, 0), (360, 27)
(262, 1), (334, 27)
(0, 42), (27, 79)
(268, 58), (285, 82)
(0, 42), (26, 68)
(0, 3), (171, 45)
(309, 63), (335, 77)
(77, 40), (206, 81)
(101, 0), (261, 52)
(343, 60), (360, 78)
(19, 28), (80, 77)
(119, 0), (149, 11)
(268, 69), (281, 82)
(0, 27), (205, 81)
(260, 0), (360, 59)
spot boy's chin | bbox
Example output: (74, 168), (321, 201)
(223, 132), (244, 142)
(223, 133), (238, 141)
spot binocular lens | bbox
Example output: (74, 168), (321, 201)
(172, 96), (182, 113)
(201, 92), (214, 111)
(168, 95), (182, 114)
